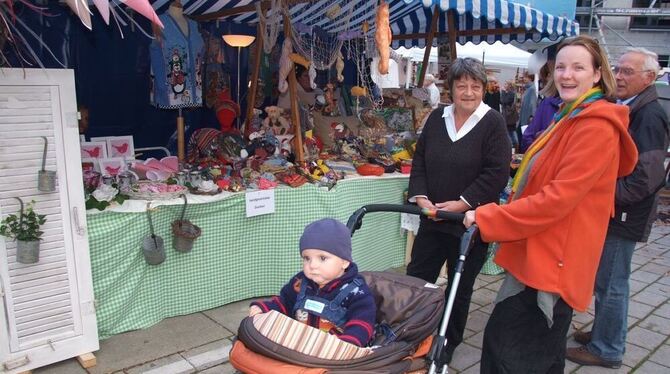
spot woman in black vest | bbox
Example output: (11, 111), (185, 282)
(407, 57), (511, 363)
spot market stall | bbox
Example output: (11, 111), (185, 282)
(1, 5), (580, 373)
(88, 175), (408, 338)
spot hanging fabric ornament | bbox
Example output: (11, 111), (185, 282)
(336, 51), (344, 82)
(257, 0), (280, 54)
(65, 0), (92, 30)
(289, 53), (310, 68)
(309, 63), (317, 90)
(278, 38), (294, 94)
(325, 5), (340, 20)
(375, 0), (391, 75)
(122, 0), (164, 29)
(92, 0), (110, 25)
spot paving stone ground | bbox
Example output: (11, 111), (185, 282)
(34, 223), (670, 374)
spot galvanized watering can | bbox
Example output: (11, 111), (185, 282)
(171, 194), (201, 253)
(142, 202), (165, 265)
(37, 136), (56, 192)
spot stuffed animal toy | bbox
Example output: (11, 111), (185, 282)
(245, 108), (263, 139)
(241, 132), (278, 159)
(262, 106), (291, 135)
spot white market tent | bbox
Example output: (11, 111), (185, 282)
(395, 41), (531, 68)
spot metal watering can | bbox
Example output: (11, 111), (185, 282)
(171, 194), (201, 253)
(37, 136), (56, 192)
(142, 202), (165, 265)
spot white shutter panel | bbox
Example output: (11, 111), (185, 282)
(0, 69), (98, 373)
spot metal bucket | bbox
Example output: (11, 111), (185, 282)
(38, 170), (57, 192)
(37, 136), (56, 192)
(16, 240), (39, 264)
(143, 235), (165, 265)
(172, 194), (201, 253)
(142, 202), (165, 265)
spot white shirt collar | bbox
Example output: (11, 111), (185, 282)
(617, 95), (638, 106)
(442, 101), (491, 141)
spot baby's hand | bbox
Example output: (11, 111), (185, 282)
(249, 305), (263, 317)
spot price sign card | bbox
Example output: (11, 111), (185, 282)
(246, 189), (276, 217)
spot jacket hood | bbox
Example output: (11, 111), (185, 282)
(580, 100), (637, 177)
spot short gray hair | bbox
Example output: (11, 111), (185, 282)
(447, 58), (488, 93)
(624, 47), (661, 75)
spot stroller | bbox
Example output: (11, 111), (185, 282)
(229, 204), (479, 374)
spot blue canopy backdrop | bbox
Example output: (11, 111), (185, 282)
(1, 0), (578, 154)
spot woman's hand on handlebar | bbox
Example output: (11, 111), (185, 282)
(415, 197), (442, 221)
(415, 197), (437, 210)
(464, 210), (476, 228)
(435, 200), (469, 213)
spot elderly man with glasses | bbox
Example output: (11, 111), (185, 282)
(566, 47), (670, 369)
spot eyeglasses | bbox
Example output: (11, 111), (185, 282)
(613, 66), (652, 77)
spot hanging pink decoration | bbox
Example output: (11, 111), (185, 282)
(64, 0), (92, 30)
(121, 0), (164, 29)
(92, 0), (110, 25)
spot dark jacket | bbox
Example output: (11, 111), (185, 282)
(520, 95), (561, 152)
(250, 263), (376, 347)
(609, 85), (670, 242)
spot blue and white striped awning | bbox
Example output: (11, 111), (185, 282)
(149, 0), (579, 47)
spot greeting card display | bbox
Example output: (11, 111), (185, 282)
(80, 142), (108, 159)
(106, 136), (135, 158)
(99, 157), (126, 176)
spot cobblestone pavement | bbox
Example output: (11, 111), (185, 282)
(34, 224), (670, 374)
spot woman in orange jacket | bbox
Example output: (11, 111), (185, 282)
(463, 35), (638, 373)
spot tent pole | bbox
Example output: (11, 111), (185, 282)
(283, 13), (304, 164)
(418, 6), (440, 88)
(245, 22), (264, 139)
(177, 108), (185, 162)
(447, 10), (457, 61)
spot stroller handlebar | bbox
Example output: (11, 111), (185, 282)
(346, 204), (478, 258)
(346, 204), (465, 235)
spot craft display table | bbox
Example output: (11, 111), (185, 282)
(86, 175), (409, 338)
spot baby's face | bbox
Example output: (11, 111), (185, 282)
(301, 249), (350, 287)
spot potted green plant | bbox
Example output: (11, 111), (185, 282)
(0, 199), (47, 264)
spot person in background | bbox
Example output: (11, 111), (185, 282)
(407, 57), (511, 364)
(484, 75), (501, 113)
(277, 64), (323, 109)
(424, 73), (441, 109)
(463, 35), (637, 373)
(516, 72), (537, 141)
(520, 62), (561, 152)
(566, 47), (669, 369)
(78, 104), (90, 136)
(500, 80), (519, 150)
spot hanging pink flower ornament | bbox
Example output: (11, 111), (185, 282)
(121, 0), (164, 29)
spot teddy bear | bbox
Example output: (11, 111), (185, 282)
(262, 105), (291, 136)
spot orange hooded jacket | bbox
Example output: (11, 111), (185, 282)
(476, 100), (638, 311)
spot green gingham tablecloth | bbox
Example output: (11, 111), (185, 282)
(86, 176), (409, 339)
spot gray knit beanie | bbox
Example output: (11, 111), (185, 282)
(299, 218), (353, 262)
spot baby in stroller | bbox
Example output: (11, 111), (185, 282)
(249, 218), (377, 347)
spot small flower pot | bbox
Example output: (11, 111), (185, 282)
(16, 239), (40, 264)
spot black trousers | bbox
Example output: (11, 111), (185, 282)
(406, 226), (488, 350)
(480, 287), (573, 374)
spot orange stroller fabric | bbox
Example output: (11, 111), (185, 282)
(230, 340), (327, 374)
